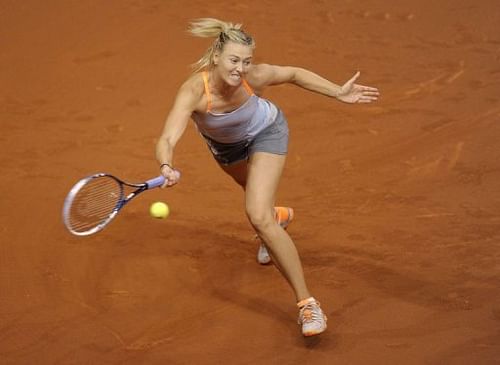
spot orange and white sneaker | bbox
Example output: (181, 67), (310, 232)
(257, 207), (294, 265)
(297, 297), (328, 336)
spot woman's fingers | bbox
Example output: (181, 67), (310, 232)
(358, 95), (379, 103)
(160, 169), (181, 188)
(357, 84), (380, 101)
(350, 71), (361, 83)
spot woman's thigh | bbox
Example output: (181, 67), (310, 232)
(218, 151), (287, 218)
(218, 159), (248, 188)
(245, 152), (287, 218)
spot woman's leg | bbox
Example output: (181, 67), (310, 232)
(219, 159), (248, 188)
(218, 154), (327, 336)
(244, 152), (311, 302)
(218, 155), (309, 300)
(219, 159), (276, 262)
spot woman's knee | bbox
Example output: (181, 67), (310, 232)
(246, 205), (275, 232)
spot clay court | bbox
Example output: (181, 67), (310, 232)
(1, 0), (500, 364)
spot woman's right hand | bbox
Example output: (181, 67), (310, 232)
(160, 164), (181, 188)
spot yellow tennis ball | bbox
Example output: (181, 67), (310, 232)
(150, 202), (169, 219)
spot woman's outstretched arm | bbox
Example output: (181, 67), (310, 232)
(248, 64), (379, 104)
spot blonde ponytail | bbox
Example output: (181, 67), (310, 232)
(188, 18), (255, 73)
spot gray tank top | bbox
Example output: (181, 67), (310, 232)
(191, 71), (278, 143)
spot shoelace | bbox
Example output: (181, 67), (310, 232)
(298, 302), (323, 324)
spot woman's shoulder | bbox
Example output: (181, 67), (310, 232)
(179, 72), (205, 95)
(246, 64), (269, 93)
(247, 63), (270, 81)
(176, 72), (206, 113)
(247, 63), (295, 90)
(246, 63), (282, 91)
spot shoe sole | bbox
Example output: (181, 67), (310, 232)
(303, 327), (327, 337)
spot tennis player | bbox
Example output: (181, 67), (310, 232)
(156, 18), (379, 336)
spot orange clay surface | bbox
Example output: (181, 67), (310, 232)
(1, 1), (500, 364)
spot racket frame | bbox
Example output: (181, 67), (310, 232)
(62, 173), (166, 236)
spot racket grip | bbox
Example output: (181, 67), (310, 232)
(146, 176), (165, 188)
(146, 171), (181, 189)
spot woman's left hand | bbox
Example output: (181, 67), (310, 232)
(336, 71), (380, 104)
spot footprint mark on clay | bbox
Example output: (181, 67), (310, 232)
(405, 141), (465, 178)
(345, 10), (415, 22)
(447, 142), (464, 170)
(128, 0), (162, 14)
(421, 118), (455, 133)
(0, 96), (36, 116)
(37, 115), (64, 124)
(105, 124), (124, 133)
(74, 114), (95, 122)
(125, 99), (142, 107)
(402, 61), (466, 99)
(73, 51), (116, 64)
(95, 85), (115, 91)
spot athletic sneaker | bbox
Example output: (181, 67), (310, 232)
(257, 243), (272, 265)
(257, 207), (294, 265)
(297, 297), (328, 336)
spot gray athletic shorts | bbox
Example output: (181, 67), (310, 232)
(202, 109), (289, 166)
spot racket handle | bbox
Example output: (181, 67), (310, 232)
(146, 175), (165, 188)
(146, 171), (181, 189)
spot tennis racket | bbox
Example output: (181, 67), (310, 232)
(62, 172), (179, 236)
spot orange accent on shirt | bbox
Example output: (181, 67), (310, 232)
(202, 71), (212, 112)
(202, 71), (254, 113)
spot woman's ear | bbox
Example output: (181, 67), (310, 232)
(213, 51), (219, 66)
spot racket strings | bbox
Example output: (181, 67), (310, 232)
(68, 177), (123, 233)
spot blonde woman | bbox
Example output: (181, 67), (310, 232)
(156, 18), (379, 336)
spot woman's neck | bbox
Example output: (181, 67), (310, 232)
(209, 69), (238, 98)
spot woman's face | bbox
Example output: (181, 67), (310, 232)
(214, 41), (253, 86)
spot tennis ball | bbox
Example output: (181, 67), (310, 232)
(150, 202), (169, 219)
